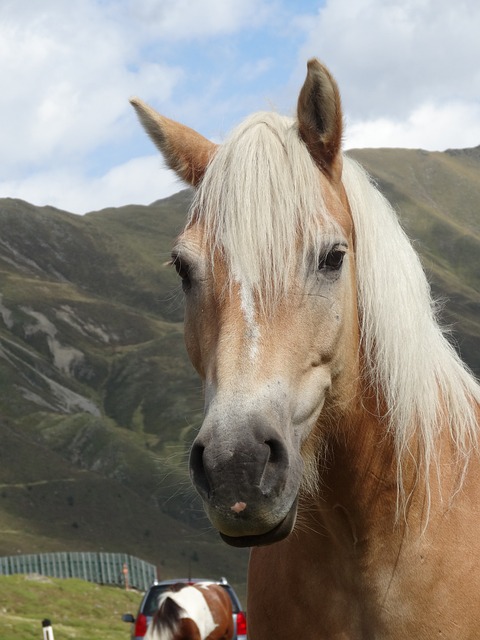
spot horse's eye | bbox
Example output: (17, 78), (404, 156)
(171, 254), (192, 291)
(318, 248), (345, 272)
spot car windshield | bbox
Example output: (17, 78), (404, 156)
(143, 583), (240, 616)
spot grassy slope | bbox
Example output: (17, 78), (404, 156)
(0, 420), (249, 594)
(0, 574), (141, 640)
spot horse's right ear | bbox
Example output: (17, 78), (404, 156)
(297, 59), (343, 183)
(130, 98), (217, 187)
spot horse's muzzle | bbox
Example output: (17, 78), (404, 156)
(219, 496), (299, 547)
(189, 412), (302, 546)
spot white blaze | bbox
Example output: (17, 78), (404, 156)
(238, 280), (260, 362)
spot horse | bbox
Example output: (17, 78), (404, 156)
(131, 58), (480, 638)
(145, 582), (234, 640)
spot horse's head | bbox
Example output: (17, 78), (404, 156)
(132, 59), (359, 546)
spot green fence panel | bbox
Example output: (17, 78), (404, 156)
(0, 552), (157, 591)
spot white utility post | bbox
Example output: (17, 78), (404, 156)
(42, 619), (55, 640)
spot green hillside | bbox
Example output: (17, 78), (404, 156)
(0, 145), (478, 598)
(0, 574), (141, 640)
(349, 146), (480, 372)
(0, 192), (249, 593)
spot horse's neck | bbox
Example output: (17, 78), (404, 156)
(321, 409), (399, 535)
(318, 394), (478, 544)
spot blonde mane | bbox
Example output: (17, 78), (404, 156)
(342, 157), (480, 489)
(188, 110), (480, 487)
(189, 112), (339, 309)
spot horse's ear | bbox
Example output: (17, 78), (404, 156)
(297, 58), (343, 182)
(130, 98), (217, 187)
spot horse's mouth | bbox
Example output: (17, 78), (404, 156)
(219, 497), (298, 548)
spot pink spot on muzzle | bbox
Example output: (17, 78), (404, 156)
(230, 501), (247, 513)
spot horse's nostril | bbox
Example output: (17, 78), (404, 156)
(265, 438), (288, 466)
(260, 438), (289, 497)
(189, 442), (211, 499)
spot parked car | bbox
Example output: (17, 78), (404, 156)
(122, 576), (247, 639)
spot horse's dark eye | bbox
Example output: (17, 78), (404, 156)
(319, 249), (345, 272)
(171, 255), (192, 291)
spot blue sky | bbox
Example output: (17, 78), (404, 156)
(1, 0), (479, 214)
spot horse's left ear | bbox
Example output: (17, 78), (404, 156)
(297, 59), (343, 183)
(130, 98), (217, 187)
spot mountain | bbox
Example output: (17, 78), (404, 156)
(0, 146), (478, 593)
(348, 146), (480, 371)
(0, 192), (249, 588)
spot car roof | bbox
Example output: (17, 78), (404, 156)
(153, 577), (229, 585)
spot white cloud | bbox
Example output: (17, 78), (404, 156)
(2, 0), (480, 215)
(298, 0), (480, 116)
(0, 157), (182, 214)
(0, 0), (276, 213)
(91, 156), (184, 211)
(0, 1), (182, 172)
(345, 101), (480, 151)
(130, 0), (270, 40)
(294, 0), (480, 150)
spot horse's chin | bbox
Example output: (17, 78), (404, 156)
(219, 497), (298, 548)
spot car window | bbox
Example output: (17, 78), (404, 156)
(143, 586), (168, 616)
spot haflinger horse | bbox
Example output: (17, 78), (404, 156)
(131, 59), (480, 638)
(145, 582), (233, 640)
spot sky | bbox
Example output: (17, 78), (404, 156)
(1, 0), (479, 214)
